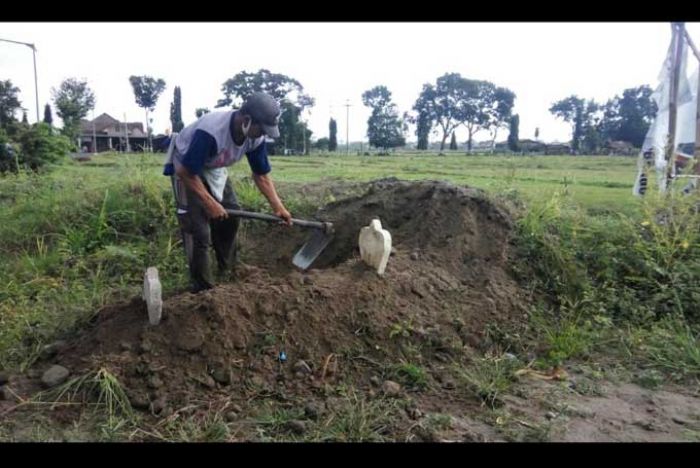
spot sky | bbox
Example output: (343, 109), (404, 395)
(1, 22), (698, 145)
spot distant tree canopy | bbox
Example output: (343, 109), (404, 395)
(508, 114), (520, 152)
(329, 118), (338, 152)
(43, 103), (53, 125)
(362, 85), (405, 151)
(52, 77), (96, 142)
(413, 73), (515, 152)
(170, 86), (184, 133)
(550, 86), (657, 153)
(129, 75), (166, 148)
(216, 69), (314, 152)
(0, 79), (22, 130)
(195, 107), (210, 119)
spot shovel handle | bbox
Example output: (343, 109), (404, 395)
(225, 209), (333, 233)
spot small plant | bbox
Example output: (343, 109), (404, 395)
(392, 361), (428, 389)
(456, 354), (520, 408)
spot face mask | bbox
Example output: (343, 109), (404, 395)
(241, 118), (252, 138)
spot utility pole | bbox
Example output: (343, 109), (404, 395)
(124, 113), (131, 153)
(92, 109), (96, 154)
(0, 38), (39, 123)
(666, 22), (686, 188)
(345, 99), (351, 155)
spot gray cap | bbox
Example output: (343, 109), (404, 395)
(241, 92), (281, 138)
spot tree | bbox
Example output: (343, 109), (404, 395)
(314, 137), (330, 151)
(329, 118), (338, 152)
(362, 85), (406, 152)
(195, 107), (210, 119)
(216, 69), (313, 110)
(579, 101), (604, 154)
(43, 103), (53, 125)
(508, 114), (520, 152)
(414, 74), (515, 152)
(170, 86), (184, 133)
(0, 79), (22, 130)
(449, 132), (457, 150)
(129, 75), (166, 151)
(600, 85), (657, 147)
(52, 78), (96, 144)
(414, 75), (466, 152)
(477, 85), (516, 152)
(21, 111), (28, 125)
(412, 89), (434, 151)
(0, 123), (72, 173)
(216, 69), (314, 152)
(549, 95), (585, 151)
(535, 127), (540, 140)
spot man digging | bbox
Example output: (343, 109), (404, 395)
(163, 92), (292, 293)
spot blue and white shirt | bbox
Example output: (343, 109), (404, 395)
(163, 110), (271, 201)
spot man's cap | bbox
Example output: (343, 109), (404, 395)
(242, 92), (281, 138)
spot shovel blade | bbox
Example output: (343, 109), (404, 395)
(292, 229), (333, 270)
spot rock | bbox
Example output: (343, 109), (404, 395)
(150, 398), (166, 414)
(40, 341), (67, 359)
(304, 402), (322, 420)
(545, 411), (557, 420)
(129, 393), (150, 410)
(442, 379), (457, 390)
(139, 341), (152, 353)
(287, 420), (307, 435)
(390, 247), (398, 256)
(434, 353), (450, 363)
(504, 353), (517, 361)
(176, 333), (203, 352)
(407, 408), (423, 420)
(293, 360), (312, 374)
(410, 252), (419, 261)
(370, 376), (381, 387)
(0, 372), (9, 385)
(200, 374), (216, 389)
(382, 380), (402, 397)
(41, 365), (70, 388)
(303, 276), (313, 285)
(232, 336), (247, 350)
(225, 411), (238, 422)
(211, 368), (231, 385)
(147, 375), (163, 389)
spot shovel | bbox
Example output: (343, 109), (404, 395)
(225, 209), (334, 270)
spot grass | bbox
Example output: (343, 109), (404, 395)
(455, 354), (521, 408)
(30, 367), (135, 438)
(391, 361), (428, 390)
(3, 150), (700, 440)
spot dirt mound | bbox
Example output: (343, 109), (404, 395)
(28, 179), (531, 415)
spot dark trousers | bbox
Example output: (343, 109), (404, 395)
(170, 174), (241, 292)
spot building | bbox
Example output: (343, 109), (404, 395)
(78, 113), (148, 153)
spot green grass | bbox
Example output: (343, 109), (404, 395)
(455, 354), (521, 408)
(3, 150), (700, 440)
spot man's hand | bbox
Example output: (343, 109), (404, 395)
(274, 206), (293, 226)
(206, 201), (229, 221)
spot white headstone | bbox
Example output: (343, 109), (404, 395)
(359, 218), (392, 276)
(143, 267), (163, 325)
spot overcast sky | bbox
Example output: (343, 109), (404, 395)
(1, 22), (698, 144)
